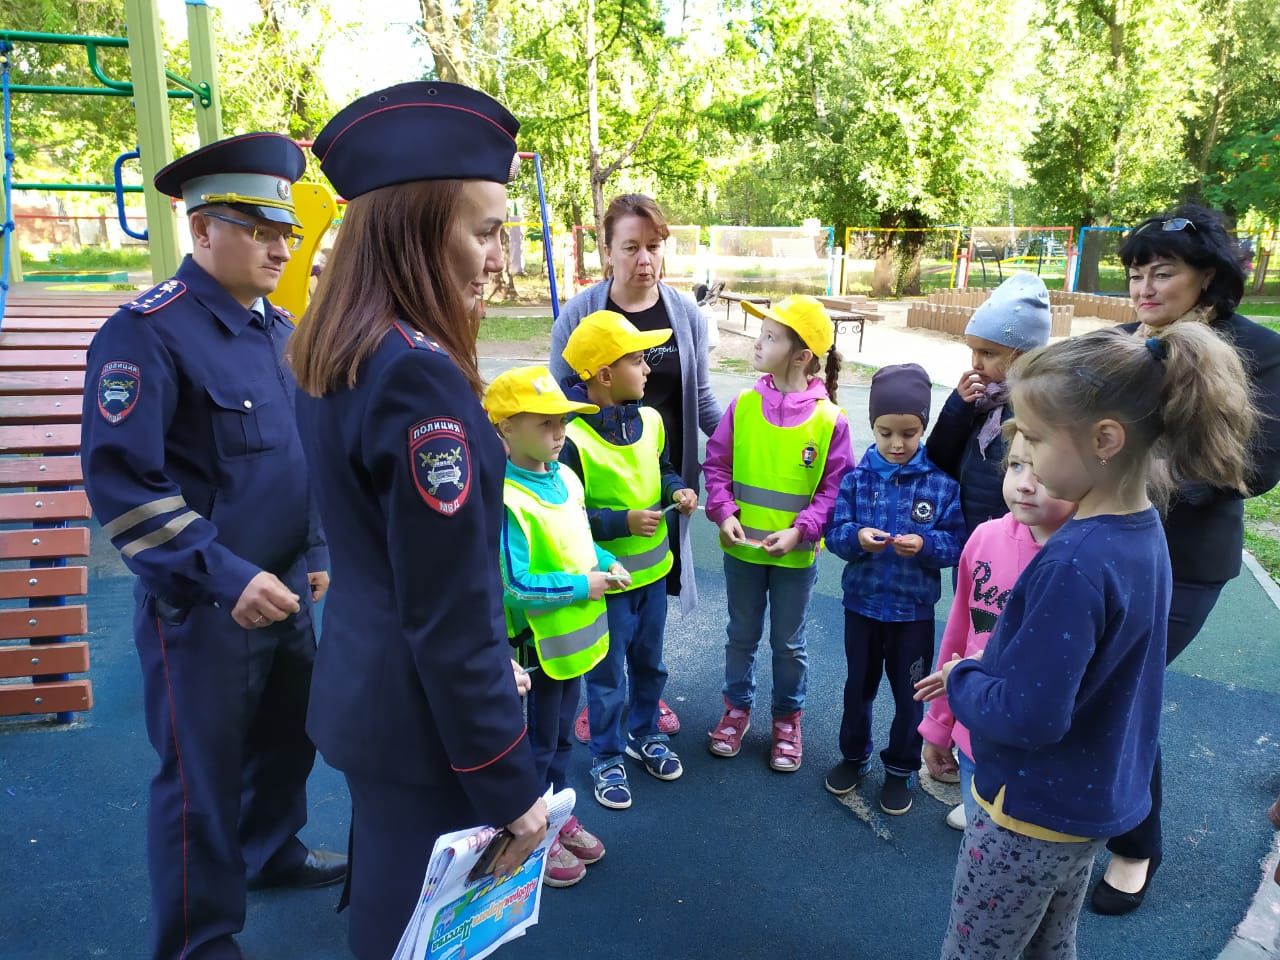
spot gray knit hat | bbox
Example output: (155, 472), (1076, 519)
(964, 272), (1051, 352)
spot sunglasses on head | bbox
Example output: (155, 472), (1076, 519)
(1136, 217), (1197, 235)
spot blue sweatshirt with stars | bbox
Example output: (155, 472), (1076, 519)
(947, 509), (1171, 838)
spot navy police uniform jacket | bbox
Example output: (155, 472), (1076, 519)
(82, 256), (327, 606)
(295, 322), (542, 828)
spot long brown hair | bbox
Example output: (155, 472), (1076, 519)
(291, 180), (483, 396)
(1010, 324), (1256, 503)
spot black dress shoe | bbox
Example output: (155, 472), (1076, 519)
(249, 848), (348, 890)
(1090, 853), (1161, 915)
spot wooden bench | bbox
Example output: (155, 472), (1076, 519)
(0, 490), (93, 722)
(718, 291), (772, 329)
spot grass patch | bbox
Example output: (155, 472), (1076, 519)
(477, 315), (553, 341)
(1251, 319), (1280, 335)
(1245, 485), (1280, 584)
(715, 357), (753, 375)
(21, 247), (151, 271)
(1240, 302), (1280, 319)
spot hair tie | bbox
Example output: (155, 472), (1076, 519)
(1145, 336), (1168, 362)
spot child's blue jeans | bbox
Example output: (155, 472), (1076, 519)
(958, 748), (977, 821)
(722, 553), (817, 717)
(585, 579), (668, 766)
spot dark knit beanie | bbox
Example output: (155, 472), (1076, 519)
(869, 363), (932, 428)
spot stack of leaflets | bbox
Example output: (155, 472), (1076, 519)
(391, 787), (576, 960)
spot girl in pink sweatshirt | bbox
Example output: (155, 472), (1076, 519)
(916, 423), (1075, 827)
(701, 296), (854, 772)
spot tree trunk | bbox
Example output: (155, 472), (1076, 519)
(418, 0), (472, 84)
(585, 0), (607, 257)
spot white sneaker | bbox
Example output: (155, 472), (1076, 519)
(946, 803), (966, 831)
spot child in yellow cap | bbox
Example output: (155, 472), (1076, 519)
(701, 295), (854, 773)
(484, 364), (629, 886)
(559, 311), (699, 810)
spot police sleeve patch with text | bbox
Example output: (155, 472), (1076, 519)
(409, 417), (471, 515)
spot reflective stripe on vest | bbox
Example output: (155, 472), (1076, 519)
(564, 406), (674, 590)
(724, 388), (839, 568)
(503, 469), (610, 680)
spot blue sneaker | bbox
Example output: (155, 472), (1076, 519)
(625, 736), (683, 781)
(592, 760), (632, 810)
(879, 772), (917, 815)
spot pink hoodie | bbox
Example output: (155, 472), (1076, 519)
(702, 374), (854, 542)
(918, 512), (1043, 760)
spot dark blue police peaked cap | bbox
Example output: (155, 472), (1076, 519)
(154, 132), (307, 227)
(312, 81), (521, 199)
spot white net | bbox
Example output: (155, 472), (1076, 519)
(708, 226), (831, 297)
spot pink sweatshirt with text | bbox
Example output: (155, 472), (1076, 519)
(918, 512), (1044, 760)
(702, 375), (854, 542)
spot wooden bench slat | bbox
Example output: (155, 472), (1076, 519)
(0, 318), (106, 333)
(0, 371), (86, 395)
(0, 305), (115, 317)
(0, 395), (83, 424)
(0, 332), (96, 349)
(0, 491), (91, 522)
(0, 566), (88, 600)
(0, 527), (90, 560)
(0, 641), (90, 680)
(0, 679), (93, 718)
(0, 424), (81, 454)
(0, 350), (88, 371)
(0, 456), (83, 488)
(0, 604), (88, 641)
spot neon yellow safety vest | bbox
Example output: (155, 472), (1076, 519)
(502, 468), (609, 680)
(564, 406), (673, 591)
(724, 388), (839, 569)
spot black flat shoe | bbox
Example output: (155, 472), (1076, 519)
(1090, 853), (1161, 916)
(249, 848), (348, 890)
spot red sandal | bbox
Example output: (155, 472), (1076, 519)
(769, 710), (802, 773)
(707, 699), (750, 757)
(576, 700), (680, 744)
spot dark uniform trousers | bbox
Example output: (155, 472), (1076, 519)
(134, 561), (316, 960)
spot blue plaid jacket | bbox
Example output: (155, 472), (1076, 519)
(825, 445), (964, 622)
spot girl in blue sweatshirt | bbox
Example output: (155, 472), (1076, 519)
(916, 324), (1256, 960)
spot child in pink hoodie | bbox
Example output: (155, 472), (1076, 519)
(916, 422), (1075, 828)
(701, 296), (854, 772)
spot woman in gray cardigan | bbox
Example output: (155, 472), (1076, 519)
(551, 194), (722, 734)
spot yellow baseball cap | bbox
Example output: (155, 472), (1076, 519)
(483, 365), (599, 424)
(561, 310), (672, 381)
(744, 295), (834, 357)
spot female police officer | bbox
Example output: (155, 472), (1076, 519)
(290, 83), (548, 959)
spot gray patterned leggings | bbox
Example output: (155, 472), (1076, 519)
(940, 808), (1104, 960)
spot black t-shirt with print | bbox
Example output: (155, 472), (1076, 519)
(607, 295), (684, 476)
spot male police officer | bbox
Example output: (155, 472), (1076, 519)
(81, 133), (345, 960)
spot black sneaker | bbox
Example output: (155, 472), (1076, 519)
(824, 757), (872, 796)
(879, 773), (915, 815)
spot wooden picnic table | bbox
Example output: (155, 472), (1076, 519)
(717, 291), (772, 328)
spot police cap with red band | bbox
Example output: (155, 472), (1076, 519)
(311, 81), (521, 199)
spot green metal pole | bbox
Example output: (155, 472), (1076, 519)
(124, 0), (179, 282)
(185, 0), (222, 144)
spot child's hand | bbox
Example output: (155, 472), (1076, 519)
(718, 516), (747, 549)
(673, 488), (698, 516)
(627, 508), (662, 537)
(892, 534), (924, 557)
(914, 654), (965, 702)
(922, 742), (959, 781)
(762, 527), (802, 557)
(586, 570), (612, 600)
(511, 659), (531, 696)
(606, 562), (632, 591)
(858, 527), (894, 553)
(957, 370), (985, 404)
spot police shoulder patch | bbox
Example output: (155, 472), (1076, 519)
(97, 360), (142, 424)
(392, 320), (442, 353)
(409, 417), (471, 515)
(120, 279), (187, 315)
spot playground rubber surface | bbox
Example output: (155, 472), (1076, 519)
(0, 362), (1276, 959)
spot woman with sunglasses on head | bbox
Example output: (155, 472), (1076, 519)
(1090, 204), (1280, 916)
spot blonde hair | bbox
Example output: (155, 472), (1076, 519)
(1009, 325), (1256, 502)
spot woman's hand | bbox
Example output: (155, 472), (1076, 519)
(492, 797), (549, 880)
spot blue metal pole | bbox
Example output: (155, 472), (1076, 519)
(114, 148), (149, 240)
(1, 40), (14, 325)
(530, 152), (560, 319)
